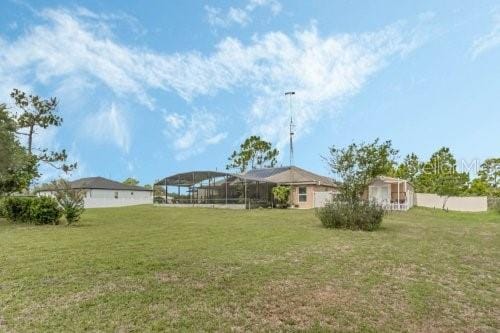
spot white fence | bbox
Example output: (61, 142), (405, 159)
(415, 193), (487, 212)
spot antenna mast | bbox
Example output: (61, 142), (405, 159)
(285, 91), (295, 166)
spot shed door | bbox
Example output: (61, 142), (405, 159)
(369, 185), (389, 204)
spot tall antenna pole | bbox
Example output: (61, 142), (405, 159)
(285, 91), (295, 166)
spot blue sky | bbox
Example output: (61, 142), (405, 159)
(1, 0), (499, 185)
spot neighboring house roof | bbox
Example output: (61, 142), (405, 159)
(241, 166), (337, 187)
(37, 177), (152, 192)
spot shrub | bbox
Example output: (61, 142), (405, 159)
(272, 185), (290, 208)
(492, 199), (500, 214)
(2, 196), (33, 222)
(154, 196), (165, 204)
(63, 204), (84, 224)
(2, 196), (62, 224)
(51, 179), (85, 224)
(316, 199), (385, 231)
(0, 197), (5, 218)
(28, 196), (62, 225)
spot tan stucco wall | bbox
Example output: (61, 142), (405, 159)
(290, 185), (335, 209)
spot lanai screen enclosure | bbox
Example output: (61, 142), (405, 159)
(154, 171), (275, 208)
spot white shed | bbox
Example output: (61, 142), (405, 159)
(37, 177), (153, 208)
(364, 176), (414, 211)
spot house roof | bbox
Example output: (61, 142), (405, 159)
(38, 177), (152, 192)
(240, 166), (337, 187)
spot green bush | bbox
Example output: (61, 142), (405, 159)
(2, 196), (33, 222)
(272, 185), (290, 208)
(0, 198), (5, 218)
(29, 196), (62, 225)
(62, 203), (84, 224)
(2, 196), (62, 224)
(154, 196), (165, 204)
(316, 199), (385, 231)
(493, 200), (500, 214)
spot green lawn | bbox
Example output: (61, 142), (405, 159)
(0, 206), (499, 332)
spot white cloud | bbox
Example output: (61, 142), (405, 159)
(53, 76), (95, 110)
(471, 10), (500, 59)
(164, 113), (184, 129)
(163, 110), (227, 160)
(67, 152), (87, 180)
(205, 0), (281, 28)
(227, 8), (251, 26)
(127, 161), (134, 172)
(1, 8), (155, 108)
(9, 22), (18, 30)
(32, 137), (86, 184)
(246, 0), (282, 15)
(1, 7), (424, 158)
(85, 103), (130, 153)
(242, 24), (422, 149)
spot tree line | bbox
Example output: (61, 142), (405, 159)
(225, 136), (499, 199)
(327, 139), (499, 199)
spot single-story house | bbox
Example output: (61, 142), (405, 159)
(241, 166), (338, 209)
(155, 166), (338, 209)
(363, 175), (414, 211)
(37, 177), (153, 208)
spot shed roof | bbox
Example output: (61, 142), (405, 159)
(369, 175), (414, 188)
(372, 175), (410, 184)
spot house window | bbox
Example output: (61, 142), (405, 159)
(298, 187), (307, 202)
(114, 192), (119, 199)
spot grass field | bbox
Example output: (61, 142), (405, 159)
(0, 206), (499, 332)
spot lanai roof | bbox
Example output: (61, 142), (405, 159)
(154, 171), (233, 186)
(155, 166), (337, 187)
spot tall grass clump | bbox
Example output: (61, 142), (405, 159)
(51, 179), (85, 225)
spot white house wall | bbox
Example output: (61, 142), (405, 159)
(38, 189), (152, 208)
(83, 197), (152, 208)
(86, 189), (150, 199)
(85, 189), (152, 208)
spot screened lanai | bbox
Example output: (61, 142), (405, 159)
(154, 171), (275, 209)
